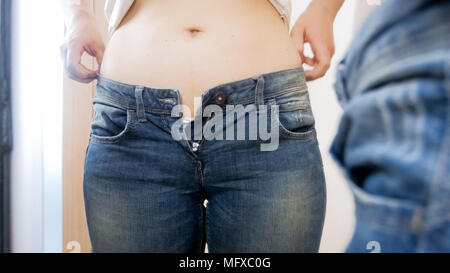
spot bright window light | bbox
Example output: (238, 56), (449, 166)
(11, 0), (64, 252)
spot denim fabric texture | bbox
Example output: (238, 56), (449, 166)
(83, 67), (326, 253)
(331, 0), (450, 252)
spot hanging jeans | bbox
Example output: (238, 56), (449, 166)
(331, 0), (450, 252)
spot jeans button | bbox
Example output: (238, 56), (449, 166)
(214, 92), (227, 106)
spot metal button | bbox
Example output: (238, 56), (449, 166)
(214, 92), (227, 106)
(192, 142), (200, 152)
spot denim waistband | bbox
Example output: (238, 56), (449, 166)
(93, 67), (307, 117)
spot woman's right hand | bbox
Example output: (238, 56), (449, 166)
(60, 12), (105, 83)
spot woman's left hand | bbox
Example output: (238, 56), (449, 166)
(290, 1), (342, 81)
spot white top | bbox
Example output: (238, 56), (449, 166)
(104, 0), (292, 35)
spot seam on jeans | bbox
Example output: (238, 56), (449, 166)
(193, 159), (204, 197)
(197, 116), (214, 147)
(316, 144), (327, 252)
(267, 99), (317, 141)
(143, 107), (173, 115)
(93, 94), (175, 115)
(411, 207), (424, 235)
(160, 116), (200, 161)
(92, 96), (130, 111)
(279, 125), (317, 141)
(358, 39), (450, 93)
(254, 75), (265, 111)
(165, 118), (199, 161)
(178, 139), (198, 161)
(352, 192), (424, 234)
(223, 86), (309, 112)
(200, 85), (307, 111)
(199, 163), (204, 188)
(156, 97), (178, 105)
(135, 86), (147, 122)
(423, 54), (450, 229)
(89, 109), (137, 144)
(205, 202), (212, 252)
(160, 115), (171, 132)
(200, 203), (207, 253)
(184, 143), (198, 161)
(97, 85), (308, 116)
(359, 23), (450, 82)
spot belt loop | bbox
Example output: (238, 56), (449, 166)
(253, 75), (265, 111)
(135, 86), (147, 122)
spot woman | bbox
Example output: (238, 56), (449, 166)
(61, 0), (344, 253)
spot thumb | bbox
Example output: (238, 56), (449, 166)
(94, 46), (104, 72)
(86, 42), (105, 72)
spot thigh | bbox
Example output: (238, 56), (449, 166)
(204, 137), (326, 253)
(83, 109), (205, 253)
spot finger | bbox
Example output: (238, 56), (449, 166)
(305, 44), (331, 81)
(93, 44), (105, 72)
(302, 55), (315, 66)
(305, 59), (330, 81)
(85, 42), (105, 73)
(66, 51), (97, 82)
(65, 44), (98, 82)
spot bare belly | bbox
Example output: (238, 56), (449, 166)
(100, 0), (302, 118)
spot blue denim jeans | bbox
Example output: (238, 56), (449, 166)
(83, 67), (326, 253)
(331, 0), (450, 252)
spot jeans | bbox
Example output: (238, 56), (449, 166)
(331, 0), (450, 252)
(83, 67), (326, 253)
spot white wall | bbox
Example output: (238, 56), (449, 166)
(10, 0), (63, 253)
(354, 0), (385, 33)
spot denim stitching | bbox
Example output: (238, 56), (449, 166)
(89, 109), (136, 144)
(424, 53), (450, 229)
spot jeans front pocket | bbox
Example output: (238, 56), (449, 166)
(269, 89), (316, 140)
(89, 101), (136, 144)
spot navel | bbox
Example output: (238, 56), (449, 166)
(185, 27), (203, 37)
